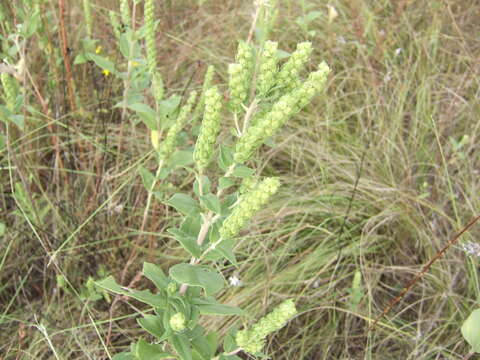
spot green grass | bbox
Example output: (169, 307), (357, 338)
(1, 0), (479, 359)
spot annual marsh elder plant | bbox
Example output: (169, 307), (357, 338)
(95, 42), (330, 360)
(93, 3), (330, 360)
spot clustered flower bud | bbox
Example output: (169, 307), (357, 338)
(1, 73), (17, 111)
(144, 0), (157, 74)
(193, 86), (222, 171)
(239, 176), (258, 195)
(233, 93), (296, 164)
(169, 312), (186, 332)
(236, 299), (297, 354)
(159, 90), (197, 159)
(257, 40), (279, 98)
(291, 61), (330, 114)
(167, 282), (177, 294)
(277, 41), (313, 91)
(228, 42), (254, 113)
(194, 65), (215, 118)
(219, 177), (280, 239)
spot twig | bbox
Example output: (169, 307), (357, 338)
(58, 0), (76, 112)
(367, 214), (480, 333)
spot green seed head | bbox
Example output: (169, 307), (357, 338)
(1, 73), (17, 111)
(219, 177), (280, 239)
(233, 93), (296, 164)
(257, 40), (279, 97)
(291, 61), (330, 114)
(159, 90), (197, 159)
(193, 86), (222, 171)
(236, 299), (297, 355)
(228, 42), (254, 113)
(144, 0), (157, 74)
(277, 41), (313, 91)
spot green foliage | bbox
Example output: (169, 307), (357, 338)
(93, 30), (330, 359)
(462, 309), (480, 353)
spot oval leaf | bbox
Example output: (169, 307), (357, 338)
(169, 264), (224, 296)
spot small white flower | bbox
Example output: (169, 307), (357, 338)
(229, 275), (242, 287)
(395, 48), (402, 56)
(462, 242), (480, 257)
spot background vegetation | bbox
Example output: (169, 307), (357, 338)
(1, 0), (479, 359)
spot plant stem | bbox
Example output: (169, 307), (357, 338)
(179, 164), (236, 295)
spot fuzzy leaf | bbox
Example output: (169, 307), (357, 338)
(231, 165), (255, 178)
(136, 338), (174, 359)
(193, 298), (244, 316)
(462, 309), (480, 353)
(171, 333), (192, 360)
(137, 315), (166, 340)
(168, 228), (201, 258)
(169, 264), (224, 296)
(143, 262), (169, 290)
(165, 194), (200, 216)
(200, 194), (221, 214)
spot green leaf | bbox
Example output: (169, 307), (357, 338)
(125, 103), (157, 129)
(138, 165), (155, 190)
(219, 356), (241, 360)
(223, 327), (238, 353)
(171, 333), (192, 360)
(194, 176), (211, 197)
(200, 194), (221, 214)
(143, 262), (169, 290)
(136, 338), (174, 359)
(73, 53), (88, 65)
(231, 165), (255, 178)
(171, 149), (194, 168)
(165, 194), (200, 216)
(138, 315), (165, 339)
(205, 332), (219, 357)
(86, 53), (116, 74)
(193, 298), (244, 316)
(95, 276), (166, 308)
(159, 95), (182, 120)
(168, 228), (201, 258)
(192, 335), (214, 360)
(169, 264), (224, 296)
(218, 145), (234, 171)
(462, 309), (480, 353)
(119, 33), (131, 59)
(218, 177), (235, 190)
(203, 238), (237, 266)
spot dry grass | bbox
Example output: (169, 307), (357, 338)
(0, 0), (479, 359)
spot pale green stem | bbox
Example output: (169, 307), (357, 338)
(179, 164), (236, 295)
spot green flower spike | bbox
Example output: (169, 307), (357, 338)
(257, 40), (279, 97)
(233, 92), (297, 164)
(194, 65), (215, 115)
(169, 312), (186, 332)
(193, 86), (222, 171)
(236, 299), (297, 354)
(228, 63), (247, 113)
(144, 0), (157, 74)
(228, 42), (254, 113)
(277, 41), (313, 91)
(159, 90), (197, 159)
(219, 177), (280, 240)
(291, 61), (330, 114)
(1, 73), (17, 111)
